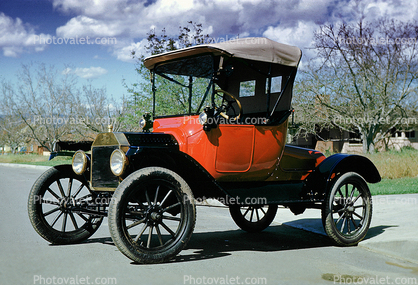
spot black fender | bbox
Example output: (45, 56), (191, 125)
(125, 147), (225, 200)
(304, 154), (381, 200)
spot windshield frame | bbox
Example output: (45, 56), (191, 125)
(151, 54), (216, 119)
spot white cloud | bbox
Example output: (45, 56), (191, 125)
(0, 12), (51, 57)
(56, 15), (125, 38)
(112, 39), (148, 62)
(51, 0), (418, 63)
(63, 66), (108, 79)
(263, 21), (319, 60)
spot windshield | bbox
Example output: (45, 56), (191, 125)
(152, 54), (215, 117)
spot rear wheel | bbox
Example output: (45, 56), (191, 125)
(229, 204), (278, 232)
(322, 172), (372, 246)
(28, 165), (103, 244)
(108, 167), (196, 264)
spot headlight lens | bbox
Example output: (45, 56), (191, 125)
(139, 118), (147, 130)
(198, 112), (208, 125)
(72, 150), (88, 175)
(110, 149), (128, 176)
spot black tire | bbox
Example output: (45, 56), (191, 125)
(108, 167), (196, 264)
(229, 204), (278, 233)
(322, 172), (372, 246)
(28, 165), (103, 244)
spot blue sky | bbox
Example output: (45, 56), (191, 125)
(0, 0), (417, 102)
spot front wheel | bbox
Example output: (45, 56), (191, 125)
(108, 167), (196, 264)
(28, 165), (103, 244)
(229, 204), (278, 232)
(322, 172), (372, 246)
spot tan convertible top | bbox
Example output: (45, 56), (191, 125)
(144, 37), (302, 70)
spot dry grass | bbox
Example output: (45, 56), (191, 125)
(365, 147), (418, 179)
(0, 153), (72, 166)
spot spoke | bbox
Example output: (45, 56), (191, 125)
(353, 212), (364, 220)
(335, 213), (344, 224)
(154, 185), (160, 205)
(242, 207), (251, 217)
(353, 204), (365, 209)
(333, 207), (345, 214)
(347, 218), (351, 233)
(43, 207), (60, 217)
(62, 213), (68, 232)
(160, 221), (176, 237)
(352, 193), (362, 204)
(51, 211), (63, 227)
(162, 215), (181, 222)
(76, 212), (89, 222)
(160, 190), (173, 207)
(46, 188), (61, 200)
(74, 194), (92, 204)
(145, 190), (152, 206)
(345, 184), (349, 199)
(72, 183), (85, 199)
(69, 212), (79, 229)
(255, 208), (260, 221)
(337, 188), (344, 199)
(126, 218), (146, 230)
(163, 202), (181, 212)
(134, 223), (148, 242)
(249, 207), (254, 222)
(42, 199), (60, 206)
(67, 178), (73, 197)
(155, 225), (164, 246)
(260, 207), (266, 215)
(147, 225), (154, 248)
(340, 217), (346, 233)
(350, 217), (358, 228)
(57, 180), (66, 197)
(349, 186), (356, 200)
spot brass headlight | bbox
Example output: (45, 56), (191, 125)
(110, 149), (128, 176)
(139, 118), (147, 130)
(72, 150), (88, 175)
(198, 112), (208, 125)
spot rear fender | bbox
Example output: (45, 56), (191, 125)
(305, 154), (381, 200)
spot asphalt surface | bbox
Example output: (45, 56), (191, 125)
(1, 163), (417, 285)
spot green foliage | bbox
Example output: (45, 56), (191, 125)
(124, 21), (211, 127)
(369, 177), (418, 195)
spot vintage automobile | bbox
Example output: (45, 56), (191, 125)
(28, 37), (381, 264)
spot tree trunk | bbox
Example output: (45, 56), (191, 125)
(362, 133), (375, 154)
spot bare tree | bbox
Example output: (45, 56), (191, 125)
(0, 64), (125, 152)
(296, 18), (418, 153)
(0, 115), (29, 153)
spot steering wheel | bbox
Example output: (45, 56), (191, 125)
(214, 89), (243, 122)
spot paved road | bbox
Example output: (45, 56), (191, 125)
(1, 164), (417, 285)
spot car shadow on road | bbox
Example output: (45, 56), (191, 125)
(363, 225), (398, 241)
(167, 224), (334, 264)
(77, 222), (392, 265)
